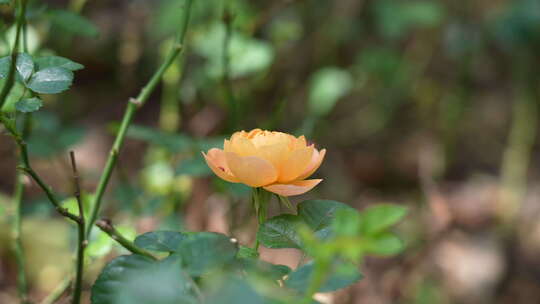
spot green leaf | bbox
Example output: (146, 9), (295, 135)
(15, 53), (34, 82)
(176, 232), (238, 276)
(26, 67), (73, 94)
(192, 23), (274, 78)
(236, 246), (259, 259)
(365, 232), (405, 256)
(359, 204), (407, 235)
(35, 56), (84, 71)
(0, 0), (11, 5)
(134, 231), (187, 253)
(257, 214), (302, 249)
(308, 67), (353, 117)
(49, 9), (99, 37)
(60, 195), (92, 218)
(331, 208), (362, 237)
(91, 255), (197, 304)
(298, 200), (355, 234)
(86, 230), (114, 258)
(204, 276), (266, 304)
(0, 56), (10, 78)
(15, 97), (42, 113)
(285, 261), (363, 293)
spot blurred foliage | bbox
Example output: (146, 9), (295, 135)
(1, 0), (540, 303)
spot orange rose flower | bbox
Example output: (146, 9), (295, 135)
(203, 129), (326, 196)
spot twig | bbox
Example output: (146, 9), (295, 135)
(69, 151), (86, 304)
(85, 0), (195, 237)
(95, 219), (156, 260)
(0, 114), (80, 223)
(0, 0), (27, 111)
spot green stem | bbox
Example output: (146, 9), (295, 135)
(300, 260), (330, 304)
(85, 0), (194, 237)
(95, 219), (156, 260)
(0, 0), (27, 111)
(12, 172), (29, 303)
(11, 113), (31, 304)
(70, 151), (86, 304)
(252, 188), (269, 252)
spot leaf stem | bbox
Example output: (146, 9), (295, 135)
(85, 0), (194, 237)
(95, 219), (156, 260)
(0, 0), (27, 111)
(300, 260), (330, 304)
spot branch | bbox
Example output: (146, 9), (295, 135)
(69, 151), (86, 304)
(85, 0), (195, 237)
(0, 114), (80, 223)
(95, 219), (156, 260)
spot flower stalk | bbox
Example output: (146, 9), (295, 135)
(252, 188), (271, 251)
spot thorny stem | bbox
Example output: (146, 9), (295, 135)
(11, 114), (31, 304)
(69, 151), (86, 304)
(85, 0), (194, 237)
(0, 0), (27, 111)
(95, 219), (156, 260)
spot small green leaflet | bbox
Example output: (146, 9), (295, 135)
(27, 67), (74, 94)
(35, 56), (84, 71)
(16, 53), (34, 82)
(0, 56), (11, 78)
(15, 97), (43, 113)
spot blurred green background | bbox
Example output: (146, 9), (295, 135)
(1, 0), (540, 303)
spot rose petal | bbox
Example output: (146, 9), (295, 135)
(296, 149), (326, 181)
(225, 152), (278, 187)
(257, 142), (289, 169)
(230, 136), (258, 156)
(202, 149), (238, 182)
(277, 147), (313, 183)
(263, 179), (323, 196)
